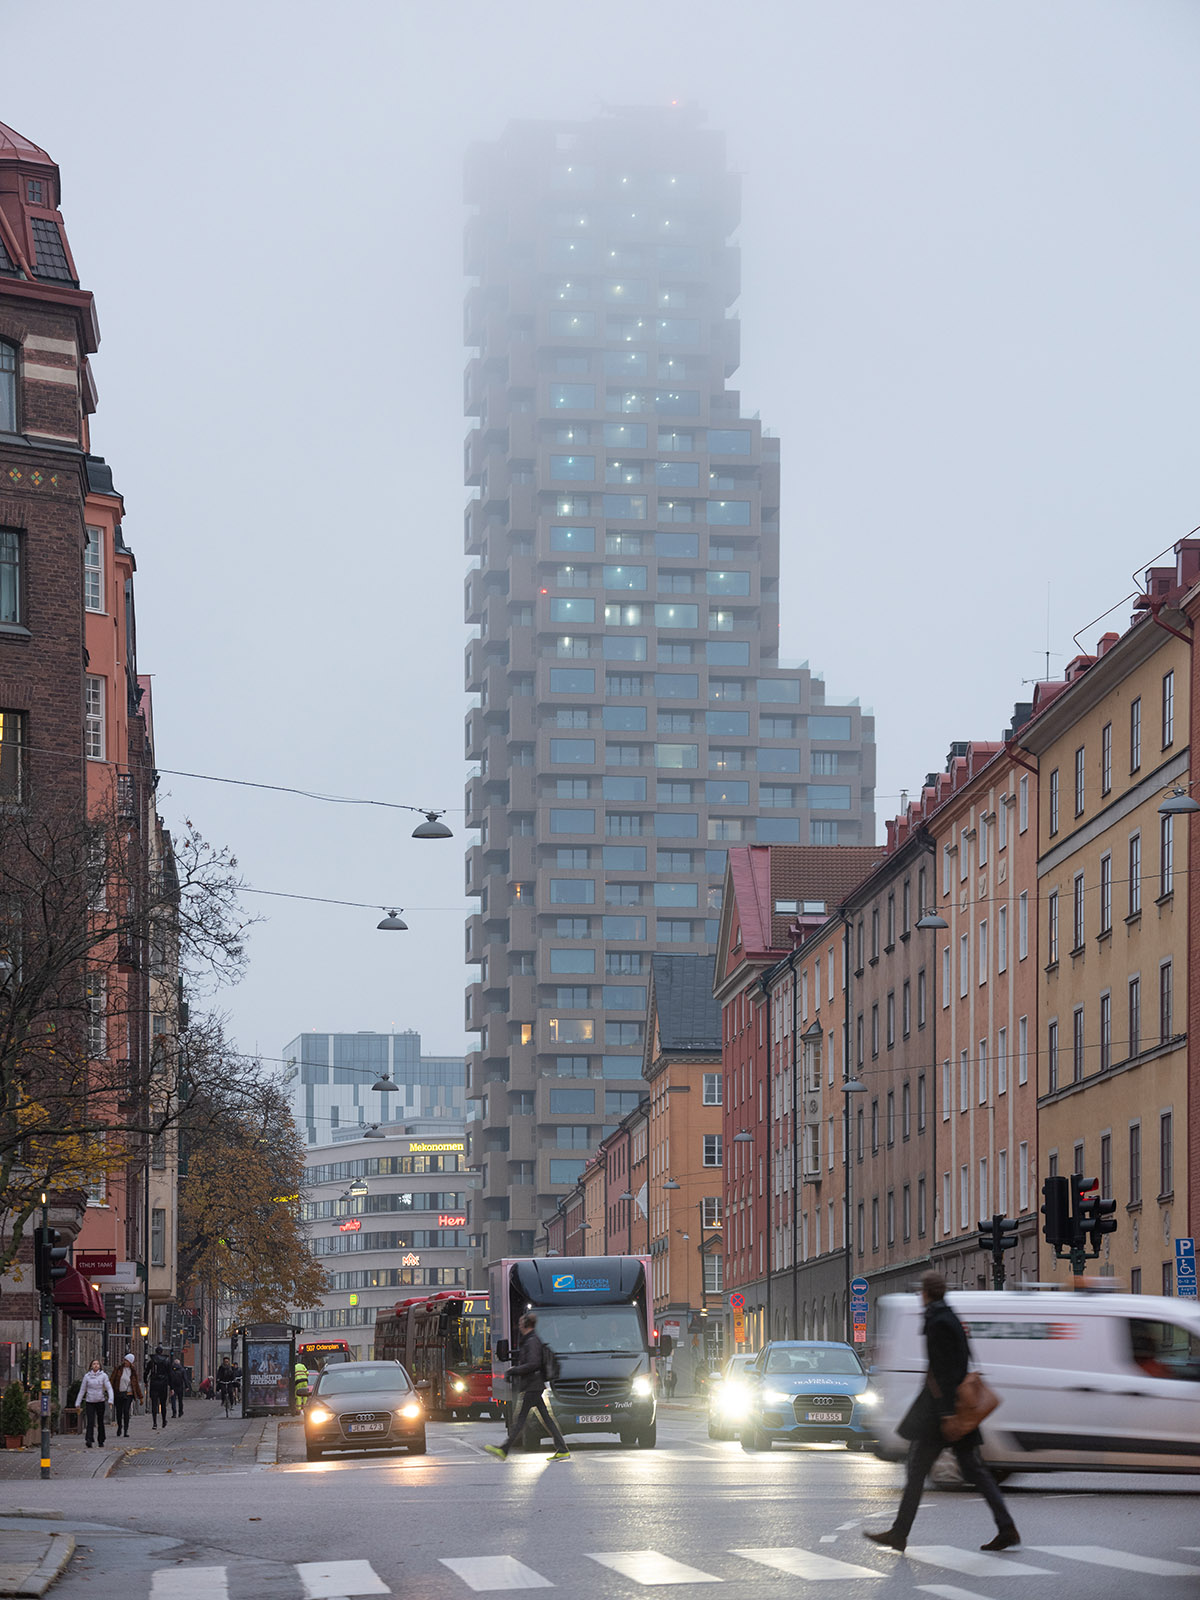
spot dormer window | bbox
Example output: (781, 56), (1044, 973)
(0, 341), (15, 432)
(26, 179), (44, 205)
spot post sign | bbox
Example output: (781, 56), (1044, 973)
(732, 1311), (746, 1344)
(75, 1251), (117, 1277)
(728, 1292), (746, 1310)
(850, 1275), (868, 1344)
(1176, 1238), (1197, 1300)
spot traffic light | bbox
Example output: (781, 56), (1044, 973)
(1076, 1182), (1118, 1252)
(978, 1213), (1020, 1288)
(1040, 1175), (1072, 1249)
(33, 1228), (68, 1294)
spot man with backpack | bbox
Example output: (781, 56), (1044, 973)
(485, 1311), (570, 1461)
(144, 1345), (172, 1430)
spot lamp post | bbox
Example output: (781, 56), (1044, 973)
(841, 1080), (868, 1344)
(916, 907), (948, 1252)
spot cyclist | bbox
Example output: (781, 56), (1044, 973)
(215, 1356), (239, 1414)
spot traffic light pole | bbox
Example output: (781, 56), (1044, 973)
(38, 1193), (50, 1480)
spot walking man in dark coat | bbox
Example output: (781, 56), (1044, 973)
(866, 1272), (1018, 1554)
(485, 1312), (570, 1461)
(144, 1345), (171, 1430)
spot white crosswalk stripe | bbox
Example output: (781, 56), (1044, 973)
(732, 1547), (882, 1580)
(1033, 1546), (1200, 1577)
(439, 1556), (553, 1591)
(917, 1587), (1000, 1600)
(150, 1571), (229, 1600)
(296, 1560), (390, 1598)
(905, 1546), (1052, 1578)
(586, 1552), (722, 1585)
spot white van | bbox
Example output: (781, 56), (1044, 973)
(873, 1289), (1200, 1475)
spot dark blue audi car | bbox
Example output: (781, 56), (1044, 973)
(740, 1340), (878, 1452)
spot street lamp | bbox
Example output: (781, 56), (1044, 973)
(916, 909), (948, 931)
(841, 1078), (868, 1344)
(376, 909), (408, 931)
(371, 1073), (400, 1093)
(733, 1129), (753, 1143)
(362, 1124), (387, 1140)
(411, 810), (454, 839)
(347, 1179), (369, 1198)
(1159, 786), (1200, 816)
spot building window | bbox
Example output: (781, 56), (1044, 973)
(979, 1157), (989, 1220)
(0, 710), (25, 800)
(1129, 832), (1142, 917)
(978, 918), (988, 984)
(702, 1133), (723, 1167)
(1101, 721), (1112, 796)
(1160, 1112), (1173, 1198)
(702, 1195), (723, 1227)
(1018, 1016), (1028, 1084)
(942, 1172), (951, 1235)
(917, 1177), (927, 1237)
(902, 980), (911, 1037)
(978, 816), (988, 866)
(917, 969), (926, 1028)
(1049, 769), (1059, 835)
(1100, 1133), (1112, 1201)
(917, 1073), (926, 1132)
(886, 1090), (895, 1145)
(1072, 1007), (1084, 1084)
(1047, 891), (1058, 964)
(0, 340), (15, 432)
(1018, 774), (1029, 832)
(1074, 746), (1085, 816)
(1162, 670), (1174, 747)
(1130, 696), (1141, 772)
(1018, 891), (1028, 960)
(997, 1150), (1009, 1213)
(1129, 975), (1141, 1058)
(997, 1027), (1008, 1095)
(1159, 960), (1173, 1042)
(886, 1190), (895, 1247)
(997, 906), (1007, 973)
(702, 1072), (722, 1105)
(1072, 873), (1085, 951)
(958, 1050), (968, 1111)
(978, 1038), (988, 1104)
(1099, 992), (1111, 1072)
(871, 1197), (880, 1251)
(1047, 1020), (1058, 1093)
(1160, 815), (1174, 898)
(150, 1207), (166, 1267)
(959, 932), (968, 997)
(0, 529), (21, 626)
(1099, 853), (1112, 935)
(959, 1165), (969, 1231)
(901, 1081), (911, 1139)
(84, 527), (104, 612)
(86, 971), (106, 1058)
(85, 675), (105, 760)
(1018, 1142), (1029, 1210)
(871, 1098), (879, 1153)
(1129, 1123), (1142, 1206)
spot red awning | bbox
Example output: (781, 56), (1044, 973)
(53, 1266), (105, 1320)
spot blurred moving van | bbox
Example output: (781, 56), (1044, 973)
(873, 1289), (1200, 1475)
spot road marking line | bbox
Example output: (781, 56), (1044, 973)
(1033, 1546), (1200, 1577)
(905, 1546), (1052, 1578)
(819, 1536), (839, 1543)
(150, 1569), (229, 1599)
(918, 1587), (1000, 1600)
(732, 1547), (882, 1580)
(296, 1559), (389, 1597)
(439, 1556), (554, 1591)
(587, 1551), (723, 1584)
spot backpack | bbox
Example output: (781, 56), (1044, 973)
(541, 1342), (561, 1383)
(150, 1354), (172, 1383)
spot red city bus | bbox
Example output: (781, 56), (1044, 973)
(374, 1291), (492, 1417)
(296, 1338), (353, 1376)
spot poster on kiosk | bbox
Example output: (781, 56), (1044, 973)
(239, 1322), (300, 1416)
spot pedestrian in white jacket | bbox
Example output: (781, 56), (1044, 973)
(74, 1359), (114, 1448)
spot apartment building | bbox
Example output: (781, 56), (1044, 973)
(462, 108), (875, 1265)
(1020, 564), (1194, 1290)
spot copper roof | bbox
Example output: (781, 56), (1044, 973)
(0, 121), (54, 165)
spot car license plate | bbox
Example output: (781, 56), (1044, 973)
(805, 1410), (842, 1422)
(577, 1413), (609, 1424)
(347, 1422), (386, 1433)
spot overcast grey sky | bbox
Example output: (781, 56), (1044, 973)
(5, 1), (1198, 1062)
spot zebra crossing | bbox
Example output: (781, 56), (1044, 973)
(141, 1543), (1200, 1595)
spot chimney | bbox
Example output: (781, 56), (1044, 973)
(1095, 631), (1119, 658)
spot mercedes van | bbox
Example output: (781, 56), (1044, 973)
(874, 1289), (1200, 1475)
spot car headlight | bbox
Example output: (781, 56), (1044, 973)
(762, 1389), (792, 1406)
(306, 1407), (333, 1426)
(398, 1402), (423, 1419)
(632, 1374), (654, 1398)
(856, 1388), (880, 1408)
(718, 1387), (750, 1419)
(451, 1379), (467, 1393)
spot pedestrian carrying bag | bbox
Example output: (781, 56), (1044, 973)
(942, 1371), (1000, 1442)
(541, 1343), (562, 1383)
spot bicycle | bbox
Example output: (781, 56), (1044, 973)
(218, 1380), (239, 1418)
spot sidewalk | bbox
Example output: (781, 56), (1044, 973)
(0, 1519), (75, 1597)
(0, 1429), (123, 1482)
(0, 1404), (259, 1480)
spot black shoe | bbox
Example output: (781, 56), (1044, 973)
(981, 1528), (1020, 1552)
(863, 1530), (906, 1553)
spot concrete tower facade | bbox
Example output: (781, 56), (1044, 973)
(463, 109), (876, 1266)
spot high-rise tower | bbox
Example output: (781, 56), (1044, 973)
(463, 109), (875, 1267)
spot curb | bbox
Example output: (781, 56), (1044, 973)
(254, 1420), (277, 1466)
(2, 1531), (76, 1598)
(97, 1447), (129, 1479)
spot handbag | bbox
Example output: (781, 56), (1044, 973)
(941, 1370), (1000, 1442)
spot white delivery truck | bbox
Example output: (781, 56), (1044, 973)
(873, 1288), (1200, 1476)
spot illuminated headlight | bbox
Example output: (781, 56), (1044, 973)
(306, 1407), (333, 1426)
(451, 1380), (467, 1393)
(762, 1389), (792, 1406)
(398, 1402), (423, 1419)
(856, 1388), (880, 1407)
(718, 1386), (750, 1419)
(632, 1374), (654, 1398)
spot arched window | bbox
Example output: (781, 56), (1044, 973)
(0, 341), (15, 433)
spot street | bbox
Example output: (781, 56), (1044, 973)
(7, 1409), (1199, 1600)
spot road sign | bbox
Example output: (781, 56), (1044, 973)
(732, 1311), (746, 1343)
(850, 1277), (869, 1296)
(1176, 1238), (1197, 1299)
(728, 1292), (746, 1310)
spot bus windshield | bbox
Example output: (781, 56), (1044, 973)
(449, 1314), (490, 1370)
(529, 1306), (644, 1355)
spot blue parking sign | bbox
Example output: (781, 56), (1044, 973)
(1175, 1238), (1196, 1299)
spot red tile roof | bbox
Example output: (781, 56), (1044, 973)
(727, 845), (887, 961)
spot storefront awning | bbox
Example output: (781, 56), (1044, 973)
(53, 1266), (105, 1320)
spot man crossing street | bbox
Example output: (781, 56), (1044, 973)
(485, 1312), (570, 1461)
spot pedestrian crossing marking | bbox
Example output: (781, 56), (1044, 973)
(149, 1568), (229, 1599)
(296, 1559), (389, 1598)
(905, 1546), (1051, 1578)
(439, 1556), (553, 1591)
(587, 1551), (722, 1585)
(731, 1548), (881, 1580)
(1033, 1546), (1200, 1577)
(918, 1587), (999, 1600)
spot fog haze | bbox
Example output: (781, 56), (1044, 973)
(5, 0), (1197, 1062)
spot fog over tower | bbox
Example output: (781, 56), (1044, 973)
(463, 108), (875, 1267)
